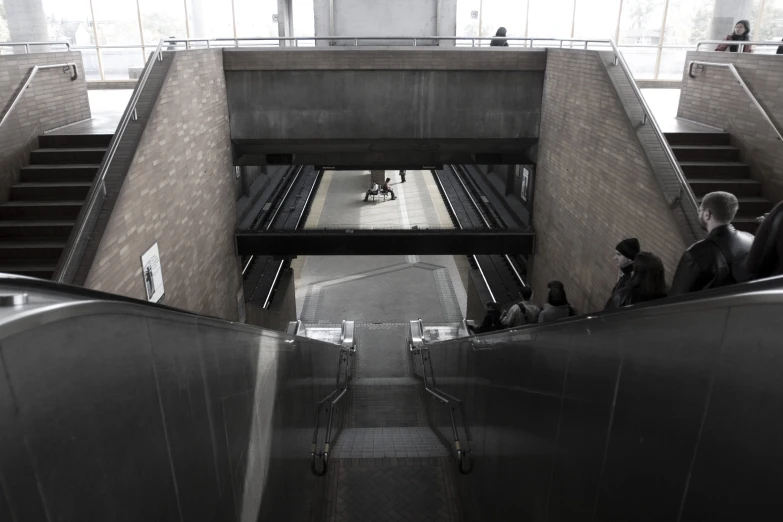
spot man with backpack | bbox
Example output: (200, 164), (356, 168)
(501, 287), (541, 328)
(670, 191), (753, 295)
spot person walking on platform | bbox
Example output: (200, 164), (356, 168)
(382, 178), (396, 200)
(715, 20), (753, 53)
(490, 27), (509, 47)
(744, 200), (783, 280)
(399, 169), (406, 183)
(469, 302), (504, 334)
(604, 237), (640, 310)
(606, 252), (668, 309)
(538, 281), (576, 323)
(501, 286), (541, 328)
(670, 191), (754, 296)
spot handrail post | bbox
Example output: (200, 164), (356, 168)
(24, 44), (29, 54)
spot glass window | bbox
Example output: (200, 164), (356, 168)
(617, 46), (658, 78)
(42, 0), (94, 46)
(661, 0), (714, 45)
(573, 0), (622, 39)
(0, 1), (8, 43)
(138, 0), (187, 45)
(456, 0), (481, 40)
(527, 0), (575, 39)
(187, 0), (234, 39)
(481, 0), (529, 43)
(234, 0), (278, 38)
(292, 0), (314, 38)
(618, 0), (666, 45)
(756, 0), (783, 53)
(657, 47), (688, 78)
(91, 0), (142, 46)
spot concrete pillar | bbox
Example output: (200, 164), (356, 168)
(313, 0), (331, 46)
(709, 0), (753, 41)
(370, 170), (386, 185)
(4, 0), (48, 52)
(189, 0), (209, 38)
(277, 0), (294, 47)
(436, 0), (457, 47)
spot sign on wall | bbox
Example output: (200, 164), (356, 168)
(141, 242), (165, 303)
(521, 167), (530, 202)
(471, 10), (479, 19)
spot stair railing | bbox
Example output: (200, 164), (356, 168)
(310, 320), (355, 476)
(410, 320), (474, 474)
(688, 61), (783, 143)
(54, 39), (166, 284)
(0, 63), (78, 132)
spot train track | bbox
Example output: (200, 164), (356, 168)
(432, 165), (527, 305)
(242, 166), (323, 308)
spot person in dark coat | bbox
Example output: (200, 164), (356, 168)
(469, 301), (504, 334)
(490, 27), (509, 47)
(604, 237), (640, 310)
(777, 38), (783, 55)
(670, 191), (754, 295)
(381, 178), (396, 200)
(606, 252), (668, 309)
(715, 20), (753, 53)
(538, 281), (576, 323)
(399, 169), (406, 183)
(744, 200), (783, 280)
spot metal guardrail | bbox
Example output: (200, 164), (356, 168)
(0, 63), (78, 132)
(688, 60), (783, 143)
(0, 41), (71, 53)
(54, 40), (166, 283)
(696, 40), (783, 52)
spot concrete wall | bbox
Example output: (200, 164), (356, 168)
(678, 51), (783, 203)
(0, 52), (90, 204)
(224, 49), (545, 142)
(85, 49), (241, 322)
(530, 50), (686, 314)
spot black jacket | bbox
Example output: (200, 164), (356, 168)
(606, 284), (667, 309)
(670, 224), (754, 296)
(490, 38), (509, 47)
(604, 263), (634, 310)
(745, 200), (783, 280)
(475, 310), (503, 333)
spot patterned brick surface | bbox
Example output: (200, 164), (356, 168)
(530, 50), (687, 314)
(84, 50), (241, 321)
(0, 52), (90, 203)
(678, 51), (783, 202)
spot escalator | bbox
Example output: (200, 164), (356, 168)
(1, 274), (781, 521)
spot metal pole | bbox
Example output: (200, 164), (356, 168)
(570, 0), (577, 38)
(182, 0), (191, 38)
(231, 0), (238, 39)
(88, 0), (105, 81)
(135, 0), (146, 64)
(653, 0), (672, 80)
(478, 0), (483, 41)
(614, 0), (624, 43)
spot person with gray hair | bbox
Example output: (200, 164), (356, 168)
(670, 191), (754, 295)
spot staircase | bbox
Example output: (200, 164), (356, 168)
(0, 134), (110, 279)
(665, 131), (774, 233)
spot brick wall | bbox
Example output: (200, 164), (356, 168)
(84, 50), (241, 321)
(0, 52), (90, 203)
(678, 51), (783, 203)
(530, 50), (687, 313)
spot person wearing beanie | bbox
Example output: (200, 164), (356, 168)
(604, 237), (641, 310)
(715, 20), (753, 53)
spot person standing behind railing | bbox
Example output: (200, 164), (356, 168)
(777, 38), (783, 55)
(490, 27), (509, 47)
(715, 20), (753, 53)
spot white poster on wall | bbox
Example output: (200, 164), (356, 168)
(141, 242), (165, 303)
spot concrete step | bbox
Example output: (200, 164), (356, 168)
(672, 145), (740, 162)
(0, 241), (66, 260)
(39, 133), (113, 148)
(30, 147), (107, 165)
(0, 201), (84, 220)
(20, 164), (100, 183)
(0, 261), (56, 279)
(733, 197), (776, 216)
(680, 162), (750, 179)
(688, 178), (761, 198)
(664, 132), (730, 146)
(10, 182), (92, 201)
(0, 221), (75, 240)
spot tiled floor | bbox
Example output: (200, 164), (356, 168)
(641, 88), (722, 133)
(48, 89), (131, 135)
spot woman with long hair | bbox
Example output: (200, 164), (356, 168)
(538, 281), (576, 323)
(608, 251), (667, 309)
(715, 20), (753, 53)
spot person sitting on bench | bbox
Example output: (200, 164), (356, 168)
(381, 178), (396, 200)
(364, 181), (380, 201)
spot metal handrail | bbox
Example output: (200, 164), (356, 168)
(696, 40), (783, 52)
(606, 39), (701, 230)
(411, 320), (473, 474)
(0, 63), (78, 132)
(0, 41), (71, 53)
(55, 40), (166, 283)
(688, 61), (783, 143)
